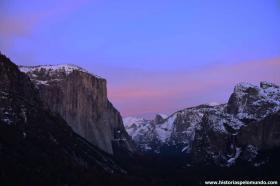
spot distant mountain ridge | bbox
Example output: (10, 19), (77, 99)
(123, 81), (280, 166)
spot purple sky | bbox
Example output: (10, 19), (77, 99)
(1, 0), (280, 118)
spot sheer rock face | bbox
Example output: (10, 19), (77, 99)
(237, 111), (280, 150)
(0, 54), (125, 185)
(19, 64), (134, 154)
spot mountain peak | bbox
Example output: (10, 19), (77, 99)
(228, 81), (280, 120)
(233, 81), (279, 94)
(233, 82), (259, 94)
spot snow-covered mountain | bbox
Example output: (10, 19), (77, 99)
(123, 82), (280, 166)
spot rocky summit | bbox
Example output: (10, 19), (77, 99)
(19, 64), (134, 154)
(123, 82), (280, 166)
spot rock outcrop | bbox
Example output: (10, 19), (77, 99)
(123, 82), (280, 166)
(19, 64), (134, 154)
(0, 53), (125, 185)
(227, 82), (280, 121)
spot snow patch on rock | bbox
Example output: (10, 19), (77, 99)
(227, 147), (241, 166)
(19, 64), (103, 79)
(155, 114), (177, 142)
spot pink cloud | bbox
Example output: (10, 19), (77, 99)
(108, 57), (280, 117)
(0, 0), (90, 41)
(0, 0), (90, 62)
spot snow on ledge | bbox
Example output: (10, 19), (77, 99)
(19, 64), (103, 79)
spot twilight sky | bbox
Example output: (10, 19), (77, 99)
(1, 0), (280, 118)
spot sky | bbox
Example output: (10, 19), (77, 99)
(1, 0), (280, 118)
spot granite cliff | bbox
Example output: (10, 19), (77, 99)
(0, 53), (125, 186)
(20, 64), (134, 154)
